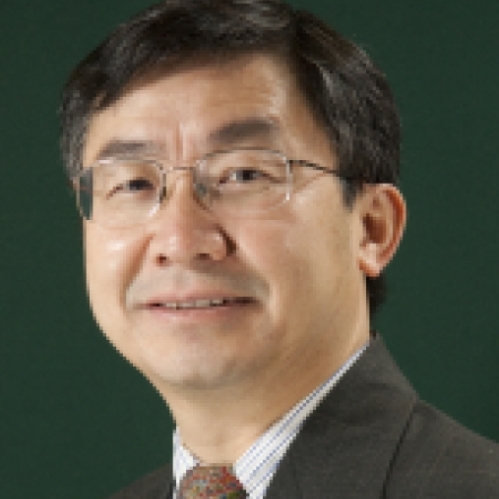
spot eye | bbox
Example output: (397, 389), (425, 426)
(223, 167), (270, 184)
(107, 177), (156, 198)
(125, 178), (155, 191)
(200, 150), (288, 196)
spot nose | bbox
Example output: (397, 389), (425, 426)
(146, 172), (230, 267)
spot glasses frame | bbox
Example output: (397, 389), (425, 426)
(71, 148), (360, 227)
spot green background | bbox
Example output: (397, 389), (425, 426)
(2, 0), (498, 497)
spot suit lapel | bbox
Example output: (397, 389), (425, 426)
(265, 337), (417, 499)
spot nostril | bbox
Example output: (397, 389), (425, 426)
(156, 254), (169, 266)
(199, 252), (214, 261)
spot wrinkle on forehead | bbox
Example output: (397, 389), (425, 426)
(88, 116), (283, 167)
(83, 53), (331, 166)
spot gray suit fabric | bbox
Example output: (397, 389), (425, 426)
(108, 337), (499, 498)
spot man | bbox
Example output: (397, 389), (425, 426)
(60, 0), (499, 497)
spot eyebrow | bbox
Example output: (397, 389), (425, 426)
(92, 117), (280, 163)
(94, 139), (161, 161)
(208, 117), (280, 147)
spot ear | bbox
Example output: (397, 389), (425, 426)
(356, 184), (406, 278)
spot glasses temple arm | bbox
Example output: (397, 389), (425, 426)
(288, 159), (361, 183)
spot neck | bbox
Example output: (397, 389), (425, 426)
(161, 325), (369, 464)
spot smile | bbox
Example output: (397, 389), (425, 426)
(149, 297), (253, 310)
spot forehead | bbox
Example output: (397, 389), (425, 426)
(83, 54), (329, 165)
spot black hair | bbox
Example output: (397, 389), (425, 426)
(60, 0), (401, 316)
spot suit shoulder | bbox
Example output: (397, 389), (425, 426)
(387, 400), (499, 497)
(107, 464), (172, 499)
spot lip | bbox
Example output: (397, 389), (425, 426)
(148, 296), (254, 309)
(141, 291), (255, 307)
(133, 291), (257, 319)
(137, 297), (256, 326)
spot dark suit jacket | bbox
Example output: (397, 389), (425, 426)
(108, 337), (499, 498)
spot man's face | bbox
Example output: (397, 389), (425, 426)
(82, 54), (370, 398)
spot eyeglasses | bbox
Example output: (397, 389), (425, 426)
(71, 148), (356, 228)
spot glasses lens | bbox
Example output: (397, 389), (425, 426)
(76, 159), (161, 227)
(200, 149), (291, 216)
(74, 150), (293, 225)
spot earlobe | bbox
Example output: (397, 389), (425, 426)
(357, 184), (406, 278)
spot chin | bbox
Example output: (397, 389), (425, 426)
(134, 348), (242, 392)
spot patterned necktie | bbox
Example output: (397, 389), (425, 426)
(177, 465), (247, 499)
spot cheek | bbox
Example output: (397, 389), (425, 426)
(261, 195), (355, 313)
(227, 213), (321, 316)
(84, 225), (147, 323)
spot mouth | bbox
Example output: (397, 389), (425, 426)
(148, 297), (254, 311)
